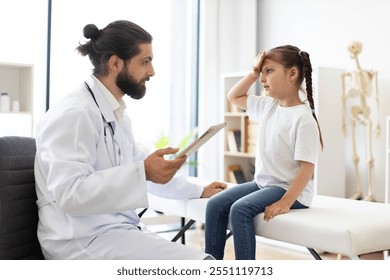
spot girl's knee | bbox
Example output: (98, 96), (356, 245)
(207, 195), (234, 217)
(206, 195), (220, 211)
(230, 200), (248, 217)
(230, 199), (263, 220)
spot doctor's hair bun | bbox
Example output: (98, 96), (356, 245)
(83, 24), (100, 40)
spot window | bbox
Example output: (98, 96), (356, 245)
(49, 0), (198, 155)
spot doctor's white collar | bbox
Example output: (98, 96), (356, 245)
(91, 75), (127, 123)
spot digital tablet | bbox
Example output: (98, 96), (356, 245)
(175, 122), (227, 158)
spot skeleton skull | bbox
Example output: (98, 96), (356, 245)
(348, 41), (363, 58)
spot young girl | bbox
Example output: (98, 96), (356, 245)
(205, 45), (323, 260)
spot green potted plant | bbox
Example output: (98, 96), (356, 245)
(154, 128), (199, 169)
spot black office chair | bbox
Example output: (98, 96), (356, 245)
(0, 136), (44, 259)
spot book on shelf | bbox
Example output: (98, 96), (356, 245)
(245, 119), (258, 154)
(227, 165), (246, 184)
(227, 129), (241, 152)
(233, 130), (241, 152)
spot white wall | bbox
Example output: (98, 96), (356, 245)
(0, 0), (48, 133)
(257, 0), (390, 202)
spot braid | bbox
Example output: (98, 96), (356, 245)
(266, 45), (324, 150)
(301, 51), (324, 150)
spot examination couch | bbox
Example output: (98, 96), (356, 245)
(2, 136), (389, 260)
(148, 177), (390, 260)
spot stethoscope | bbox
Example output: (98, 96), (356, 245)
(85, 82), (119, 167)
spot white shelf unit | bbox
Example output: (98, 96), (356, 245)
(386, 116), (390, 204)
(0, 62), (33, 136)
(385, 116), (390, 259)
(221, 72), (257, 183)
(313, 67), (346, 198)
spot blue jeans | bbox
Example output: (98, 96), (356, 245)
(204, 181), (307, 260)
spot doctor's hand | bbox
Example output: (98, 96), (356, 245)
(144, 147), (187, 184)
(201, 181), (227, 198)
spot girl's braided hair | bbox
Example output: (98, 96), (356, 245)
(266, 45), (323, 149)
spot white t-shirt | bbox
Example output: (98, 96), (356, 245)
(246, 95), (320, 206)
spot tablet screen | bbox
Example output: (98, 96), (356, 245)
(175, 122), (227, 158)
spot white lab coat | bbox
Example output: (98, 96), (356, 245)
(34, 75), (208, 259)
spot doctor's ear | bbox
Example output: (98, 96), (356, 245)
(107, 55), (124, 73)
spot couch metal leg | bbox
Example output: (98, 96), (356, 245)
(181, 217), (185, 244)
(171, 219), (196, 243)
(307, 248), (322, 260)
(138, 208), (148, 218)
(226, 231), (233, 240)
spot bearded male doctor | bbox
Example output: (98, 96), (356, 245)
(34, 20), (226, 260)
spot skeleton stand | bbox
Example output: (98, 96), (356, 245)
(341, 41), (380, 201)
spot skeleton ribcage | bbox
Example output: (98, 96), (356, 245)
(346, 70), (373, 97)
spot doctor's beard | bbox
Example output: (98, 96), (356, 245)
(116, 67), (147, 100)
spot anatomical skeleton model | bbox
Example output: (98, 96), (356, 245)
(341, 41), (380, 201)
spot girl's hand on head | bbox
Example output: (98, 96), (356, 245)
(251, 51), (266, 78)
